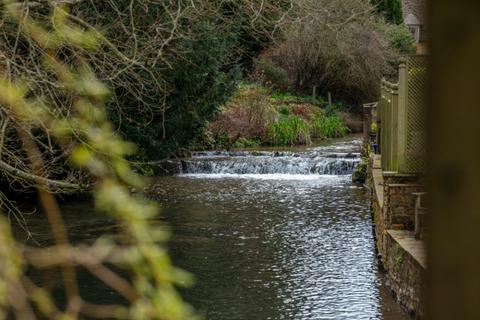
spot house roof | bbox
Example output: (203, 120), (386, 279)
(405, 13), (421, 26)
(402, 0), (426, 25)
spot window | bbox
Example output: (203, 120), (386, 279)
(409, 25), (421, 43)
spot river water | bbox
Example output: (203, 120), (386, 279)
(20, 136), (409, 320)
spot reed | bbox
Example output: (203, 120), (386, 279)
(266, 115), (311, 146)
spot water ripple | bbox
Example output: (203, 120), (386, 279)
(154, 138), (408, 320)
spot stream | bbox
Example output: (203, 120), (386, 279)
(19, 136), (409, 320)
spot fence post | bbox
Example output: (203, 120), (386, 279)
(385, 84), (391, 171)
(380, 81), (386, 170)
(397, 60), (408, 173)
(391, 84), (399, 172)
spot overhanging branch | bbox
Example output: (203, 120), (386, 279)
(0, 158), (85, 191)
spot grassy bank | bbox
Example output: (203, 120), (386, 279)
(196, 83), (355, 150)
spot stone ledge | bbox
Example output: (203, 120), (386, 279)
(372, 154), (382, 169)
(388, 183), (423, 188)
(383, 171), (419, 178)
(387, 229), (427, 270)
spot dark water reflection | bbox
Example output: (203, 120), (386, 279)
(153, 175), (408, 320)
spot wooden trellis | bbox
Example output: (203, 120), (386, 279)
(378, 55), (427, 174)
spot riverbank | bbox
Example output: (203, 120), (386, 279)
(194, 84), (362, 150)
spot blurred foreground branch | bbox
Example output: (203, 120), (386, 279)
(0, 1), (196, 319)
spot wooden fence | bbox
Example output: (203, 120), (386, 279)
(377, 55), (427, 174)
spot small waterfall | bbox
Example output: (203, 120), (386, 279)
(182, 150), (360, 176)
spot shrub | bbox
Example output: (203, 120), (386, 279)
(252, 57), (291, 91)
(208, 85), (279, 146)
(266, 115), (311, 146)
(233, 137), (261, 148)
(204, 85), (349, 149)
(270, 92), (300, 103)
(270, 91), (327, 107)
(291, 104), (314, 121)
(279, 105), (291, 116)
(352, 162), (368, 183)
(257, 0), (401, 107)
(384, 24), (416, 54)
(370, 0), (404, 24)
(193, 128), (217, 150)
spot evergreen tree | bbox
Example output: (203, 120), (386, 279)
(371, 0), (404, 24)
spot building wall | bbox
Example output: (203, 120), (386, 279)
(416, 42), (428, 54)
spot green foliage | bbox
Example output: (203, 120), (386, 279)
(253, 58), (291, 91)
(352, 162), (368, 183)
(310, 114), (349, 139)
(371, 0), (404, 24)
(204, 84), (278, 149)
(353, 143), (371, 183)
(384, 23), (416, 54)
(113, 22), (241, 160)
(73, 1), (294, 161)
(161, 26), (240, 156)
(213, 0), (293, 71)
(324, 104), (335, 117)
(270, 91), (327, 107)
(395, 252), (405, 265)
(256, 0), (408, 108)
(266, 115), (311, 146)
(0, 3), (196, 319)
(202, 85), (350, 148)
(279, 105), (291, 116)
(233, 137), (261, 148)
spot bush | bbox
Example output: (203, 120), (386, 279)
(291, 104), (315, 121)
(266, 115), (311, 146)
(279, 105), (291, 116)
(370, 0), (404, 24)
(208, 85), (278, 146)
(108, 21), (241, 160)
(233, 137), (261, 148)
(384, 24), (416, 54)
(254, 0), (404, 107)
(352, 162), (368, 183)
(270, 91), (327, 107)
(202, 85), (349, 149)
(252, 57), (291, 91)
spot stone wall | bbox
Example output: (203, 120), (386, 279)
(383, 230), (426, 319)
(368, 155), (426, 319)
(383, 173), (424, 230)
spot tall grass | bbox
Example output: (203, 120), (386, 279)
(270, 91), (327, 107)
(310, 113), (349, 139)
(266, 115), (311, 146)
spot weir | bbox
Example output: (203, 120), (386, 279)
(182, 150), (359, 176)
